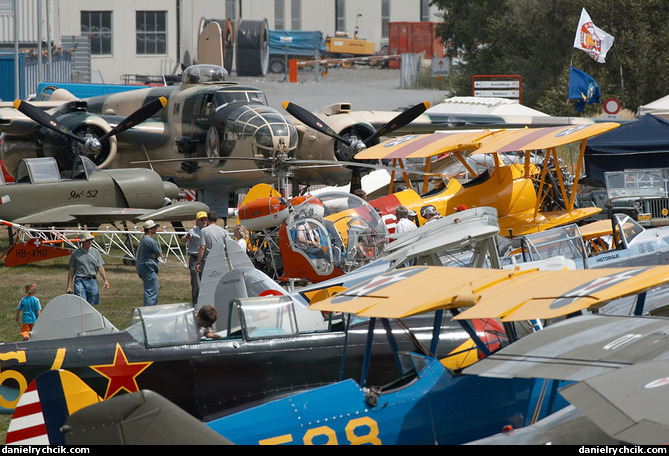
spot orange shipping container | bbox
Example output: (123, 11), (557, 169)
(388, 22), (445, 69)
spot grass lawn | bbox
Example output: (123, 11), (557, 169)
(0, 225), (196, 443)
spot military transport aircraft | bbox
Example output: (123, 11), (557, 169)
(0, 154), (208, 227)
(13, 264), (669, 445)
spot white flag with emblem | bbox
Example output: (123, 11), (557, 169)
(573, 8), (614, 63)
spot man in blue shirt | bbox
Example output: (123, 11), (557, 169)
(136, 220), (162, 306)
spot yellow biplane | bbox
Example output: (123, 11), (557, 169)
(354, 122), (620, 237)
(310, 264), (669, 323)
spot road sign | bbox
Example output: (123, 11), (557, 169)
(604, 98), (621, 114)
(431, 58), (449, 78)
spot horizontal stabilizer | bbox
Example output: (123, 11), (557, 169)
(63, 390), (234, 445)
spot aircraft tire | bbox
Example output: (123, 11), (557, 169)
(235, 19), (269, 77)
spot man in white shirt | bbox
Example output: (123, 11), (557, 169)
(395, 205), (417, 235)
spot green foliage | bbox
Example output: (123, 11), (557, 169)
(431, 0), (669, 114)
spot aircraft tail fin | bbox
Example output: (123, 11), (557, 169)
(29, 294), (118, 341)
(6, 370), (102, 445)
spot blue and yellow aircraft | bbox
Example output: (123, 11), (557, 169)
(11, 263), (669, 445)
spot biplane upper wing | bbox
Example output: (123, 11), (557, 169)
(462, 314), (669, 445)
(470, 122), (621, 155)
(558, 360), (669, 445)
(352, 130), (495, 160)
(463, 314), (669, 380)
(353, 123), (621, 161)
(310, 265), (669, 321)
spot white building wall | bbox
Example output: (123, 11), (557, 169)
(48, 0), (441, 84)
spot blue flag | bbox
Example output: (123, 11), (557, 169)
(568, 66), (601, 112)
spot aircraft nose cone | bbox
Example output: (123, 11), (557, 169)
(163, 181), (180, 199)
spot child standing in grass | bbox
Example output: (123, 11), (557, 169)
(15, 283), (41, 341)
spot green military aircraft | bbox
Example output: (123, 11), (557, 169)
(0, 154), (208, 226)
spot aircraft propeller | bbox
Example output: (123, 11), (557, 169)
(282, 100), (430, 156)
(13, 97), (168, 166)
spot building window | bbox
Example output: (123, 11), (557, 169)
(81, 11), (112, 55)
(335, 0), (345, 33)
(291, 0), (301, 30)
(420, 0), (431, 22)
(381, 0), (390, 39)
(275, 0), (285, 30)
(226, 0), (237, 22)
(136, 11), (167, 55)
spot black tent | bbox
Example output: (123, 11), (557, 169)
(584, 114), (669, 182)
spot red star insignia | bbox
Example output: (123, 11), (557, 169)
(91, 343), (152, 399)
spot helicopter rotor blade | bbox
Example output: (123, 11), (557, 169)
(99, 97), (168, 141)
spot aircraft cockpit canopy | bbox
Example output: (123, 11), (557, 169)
(69, 156), (101, 180)
(15, 157), (61, 184)
(181, 64), (229, 85)
(128, 303), (200, 348)
(229, 105), (299, 156)
(288, 191), (389, 272)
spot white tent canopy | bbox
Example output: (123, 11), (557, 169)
(638, 94), (669, 119)
(426, 96), (549, 116)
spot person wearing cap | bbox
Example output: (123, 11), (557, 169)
(420, 205), (442, 223)
(136, 220), (162, 306)
(196, 211), (229, 274)
(182, 211), (208, 305)
(15, 283), (41, 341)
(395, 205), (417, 236)
(66, 231), (110, 306)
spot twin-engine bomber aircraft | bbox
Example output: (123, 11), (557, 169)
(0, 64), (430, 208)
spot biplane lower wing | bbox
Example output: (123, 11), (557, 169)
(463, 314), (669, 445)
(310, 266), (669, 322)
(499, 207), (603, 237)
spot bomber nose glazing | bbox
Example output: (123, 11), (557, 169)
(228, 105), (299, 158)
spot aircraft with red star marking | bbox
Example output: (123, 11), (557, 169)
(0, 238), (505, 422)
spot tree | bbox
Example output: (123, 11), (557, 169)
(432, 0), (669, 115)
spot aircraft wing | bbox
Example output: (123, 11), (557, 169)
(463, 314), (669, 381)
(353, 123), (620, 161)
(310, 266), (669, 321)
(12, 201), (209, 225)
(463, 314), (669, 445)
(470, 122), (620, 155)
(353, 130), (494, 160)
(558, 360), (669, 445)
(0, 107), (42, 136)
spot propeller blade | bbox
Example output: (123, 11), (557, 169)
(13, 100), (87, 145)
(282, 101), (353, 146)
(363, 101), (430, 146)
(100, 96), (168, 141)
